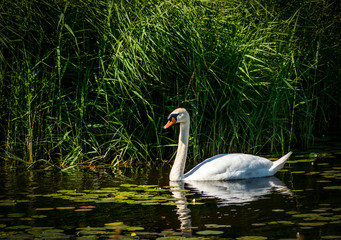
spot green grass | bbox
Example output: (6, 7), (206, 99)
(0, 0), (340, 167)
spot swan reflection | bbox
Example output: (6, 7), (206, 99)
(169, 181), (192, 237)
(169, 177), (291, 237)
(185, 176), (291, 206)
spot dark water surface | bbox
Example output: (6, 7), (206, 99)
(1, 145), (341, 239)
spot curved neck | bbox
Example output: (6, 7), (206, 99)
(170, 120), (190, 181)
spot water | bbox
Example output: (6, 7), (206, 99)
(1, 148), (341, 239)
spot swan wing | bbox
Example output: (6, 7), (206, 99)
(184, 153), (274, 180)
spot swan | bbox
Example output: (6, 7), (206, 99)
(164, 108), (292, 181)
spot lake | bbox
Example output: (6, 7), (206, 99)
(1, 142), (341, 239)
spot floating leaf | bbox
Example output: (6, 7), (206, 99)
(306, 172), (320, 175)
(80, 205), (96, 209)
(139, 185), (158, 188)
(120, 184), (138, 187)
(272, 209), (284, 212)
(75, 208), (93, 212)
(268, 221), (278, 225)
(292, 213), (320, 219)
(140, 201), (160, 206)
(316, 180), (332, 183)
(105, 224), (130, 230)
(35, 208), (54, 211)
(251, 223), (266, 227)
(56, 206), (76, 210)
(0, 200), (16, 206)
(6, 225), (31, 230)
(291, 171), (306, 174)
(277, 221), (294, 225)
(196, 230), (224, 235)
(298, 222), (327, 226)
(104, 222), (124, 226)
(32, 215), (47, 218)
(145, 188), (167, 192)
(27, 194), (44, 198)
(98, 187), (119, 191)
(127, 226), (144, 231)
(161, 202), (181, 206)
(323, 186), (341, 190)
(236, 236), (267, 240)
(205, 224), (231, 228)
(7, 213), (25, 218)
(312, 208), (329, 212)
(286, 211), (300, 215)
(42, 193), (63, 197)
(331, 221), (341, 224)
(297, 159), (315, 162)
(57, 189), (76, 193)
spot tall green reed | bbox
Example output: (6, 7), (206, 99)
(0, 0), (339, 167)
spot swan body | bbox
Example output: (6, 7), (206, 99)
(164, 108), (292, 181)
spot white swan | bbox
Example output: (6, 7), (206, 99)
(164, 108), (292, 181)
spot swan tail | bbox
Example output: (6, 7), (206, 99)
(269, 151), (293, 174)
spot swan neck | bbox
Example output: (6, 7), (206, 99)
(170, 121), (190, 181)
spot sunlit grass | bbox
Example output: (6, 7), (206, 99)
(0, 0), (339, 167)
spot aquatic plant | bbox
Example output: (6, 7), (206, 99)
(0, 0), (340, 167)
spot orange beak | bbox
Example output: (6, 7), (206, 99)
(163, 117), (176, 129)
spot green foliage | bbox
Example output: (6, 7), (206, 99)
(0, 0), (340, 167)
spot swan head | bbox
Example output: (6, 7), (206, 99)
(163, 108), (189, 129)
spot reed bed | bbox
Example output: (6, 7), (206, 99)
(1, 0), (340, 167)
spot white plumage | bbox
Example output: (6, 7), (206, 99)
(164, 108), (292, 181)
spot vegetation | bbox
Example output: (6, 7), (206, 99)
(1, 0), (340, 168)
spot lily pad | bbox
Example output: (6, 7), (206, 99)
(277, 221), (294, 225)
(16, 199), (30, 203)
(196, 230), (224, 235)
(104, 222), (124, 226)
(286, 211), (300, 215)
(56, 206), (76, 210)
(298, 222), (327, 226)
(7, 213), (25, 218)
(204, 224), (231, 228)
(297, 159), (315, 162)
(0, 200), (16, 206)
(120, 184), (138, 187)
(6, 225), (31, 230)
(32, 215), (47, 218)
(268, 221), (278, 225)
(251, 223), (266, 227)
(138, 185), (158, 188)
(35, 207), (54, 211)
(75, 208), (93, 212)
(292, 213), (320, 218)
(272, 209), (285, 212)
(236, 236), (268, 240)
(127, 226), (144, 231)
(323, 186), (341, 190)
(57, 189), (77, 193)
